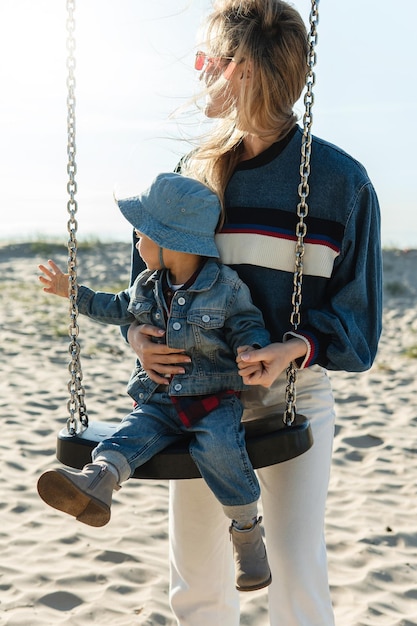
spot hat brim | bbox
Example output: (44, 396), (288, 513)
(118, 196), (220, 258)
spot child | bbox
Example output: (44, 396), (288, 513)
(37, 172), (272, 592)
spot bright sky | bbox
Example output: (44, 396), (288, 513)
(1, 0), (415, 247)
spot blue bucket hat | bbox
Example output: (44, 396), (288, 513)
(117, 173), (221, 258)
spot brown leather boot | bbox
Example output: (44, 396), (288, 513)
(229, 517), (272, 591)
(37, 463), (120, 527)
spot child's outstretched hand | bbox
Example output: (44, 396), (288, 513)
(38, 260), (70, 298)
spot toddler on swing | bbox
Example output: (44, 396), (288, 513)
(37, 172), (272, 592)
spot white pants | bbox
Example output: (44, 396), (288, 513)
(169, 366), (336, 626)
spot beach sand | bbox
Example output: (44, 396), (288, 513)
(0, 242), (416, 625)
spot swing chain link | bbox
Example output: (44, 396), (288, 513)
(284, 0), (319, 426)
(66, 0), (88, 434)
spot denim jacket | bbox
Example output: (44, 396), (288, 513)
(77, 258), (270, 405)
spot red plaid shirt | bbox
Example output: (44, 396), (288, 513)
(171, 389), (239, 428)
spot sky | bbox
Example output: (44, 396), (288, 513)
(0, 0), (415, 248)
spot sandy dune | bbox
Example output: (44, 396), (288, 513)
(0, 242), (416, 625)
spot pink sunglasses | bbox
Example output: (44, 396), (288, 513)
(194, 51), (236, 78)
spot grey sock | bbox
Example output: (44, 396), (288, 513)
(94, 460), (120, 484)
(223, 501), (259, 529)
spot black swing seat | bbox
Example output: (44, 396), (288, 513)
(56, 413), (313, 480)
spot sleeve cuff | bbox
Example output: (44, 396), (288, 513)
(76, 285), (95, 310)
(283, 330), (318, 369)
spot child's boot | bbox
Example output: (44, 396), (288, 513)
(229, 516), (272, 591)
(37, 463), (120, 527)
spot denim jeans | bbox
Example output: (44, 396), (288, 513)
(92, 391), (260, 507)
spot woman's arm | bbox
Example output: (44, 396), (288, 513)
(290, 182), (382, 372)
(127, 322), (191, 385)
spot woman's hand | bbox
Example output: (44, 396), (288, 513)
(236, 339), (307, 387)
(127, 321), (191, 385)
(38, 260), (69, 298)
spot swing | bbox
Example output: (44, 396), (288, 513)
(56, 0), (319, 480)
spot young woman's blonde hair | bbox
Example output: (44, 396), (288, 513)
(182, 0), (308, 218)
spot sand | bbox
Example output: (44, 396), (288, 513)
(0, 241), (416, 625)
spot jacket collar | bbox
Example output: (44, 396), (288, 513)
(145, 258), (221, 293)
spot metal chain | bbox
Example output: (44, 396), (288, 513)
(66, 0), (88, 434)
(284, 0), (319, 426)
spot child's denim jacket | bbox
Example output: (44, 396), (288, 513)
(77, 258), (270, 405)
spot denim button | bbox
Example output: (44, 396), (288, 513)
(202, 314), (210, 323)
(173, 322), (181, 331)
(177, 297), (186, 305)
(174, 383), (182, 391)
(155, 312), (161, 319)
(138, 393), (144, 399)
(135, 303), (141, 310)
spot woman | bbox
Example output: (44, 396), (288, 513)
(127, 1), (382, 624)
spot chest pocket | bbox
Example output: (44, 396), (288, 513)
(187, 310), (226, 330)
(128, 297), (156, 324)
